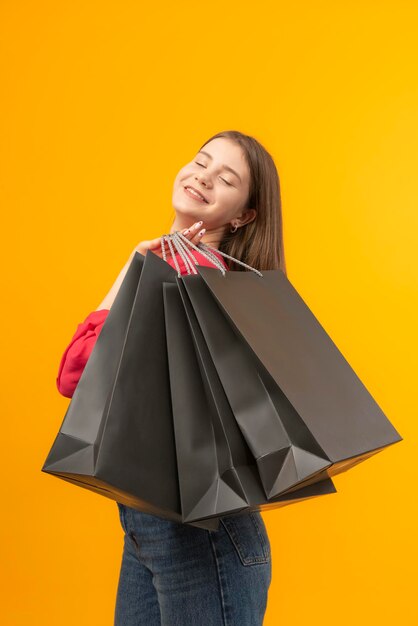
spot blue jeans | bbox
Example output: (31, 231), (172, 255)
(114, 503), (272, 625)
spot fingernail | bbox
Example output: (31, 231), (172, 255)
(198, 228), (206, 236)
(183, 229), (189, 234)
(195, 221), (203, 228)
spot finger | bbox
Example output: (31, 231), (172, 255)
(178, 222), (204, 243)
(188, 226), (206, 246)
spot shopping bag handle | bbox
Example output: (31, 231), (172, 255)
(159, 231), (264, 277)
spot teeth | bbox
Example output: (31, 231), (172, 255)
(186, 186), (206, 202)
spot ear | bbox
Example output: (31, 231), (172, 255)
(238, 208), (257, 227)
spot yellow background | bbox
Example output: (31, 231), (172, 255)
(1, 1), (416, 624)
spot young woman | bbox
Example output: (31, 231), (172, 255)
(56, 130), (286, 626)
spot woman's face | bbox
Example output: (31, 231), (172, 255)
(171, 137), (253, 236)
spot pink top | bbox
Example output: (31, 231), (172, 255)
(56, 247), (229, 398)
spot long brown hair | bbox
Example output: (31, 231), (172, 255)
(198, 130), (287, 275)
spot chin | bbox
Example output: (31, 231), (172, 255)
(173, 198), (203, 219)
(173, 204), (196, 217)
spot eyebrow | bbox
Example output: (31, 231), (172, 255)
(197, 150), (242, 183)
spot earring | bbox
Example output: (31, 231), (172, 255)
(230, 223), (238, 233)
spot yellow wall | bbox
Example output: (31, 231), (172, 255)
(1, 1), (416, 624)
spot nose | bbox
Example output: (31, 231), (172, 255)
(195, 171), (211, 187)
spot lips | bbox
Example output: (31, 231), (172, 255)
(184, 185), (209, 203)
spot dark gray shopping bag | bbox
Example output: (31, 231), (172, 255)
(42, 250), (219, 531)
(163, 277), (337, 525)
(182, 254), (403, 499)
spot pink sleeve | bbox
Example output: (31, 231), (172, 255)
(56, 309), (110, 398)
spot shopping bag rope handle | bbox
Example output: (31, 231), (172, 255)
(159, 231), (263, 277)
(172, 232), (202, 273)
(161, 232), (222, 276)
(173, 231), (227, 275)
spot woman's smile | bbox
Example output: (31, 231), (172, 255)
(184, 185), (209, 204)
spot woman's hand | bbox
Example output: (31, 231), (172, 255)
(132, 221), (206, 259)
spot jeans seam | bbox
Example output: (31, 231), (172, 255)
(208, 530), (229, 626)
(249, 513), (270, 561)
(123, 505), (142, 557)
(220, 517), (270, 565)
(119, 503), (127, 534)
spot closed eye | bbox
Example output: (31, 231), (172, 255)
(194, 162), (233, 186)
